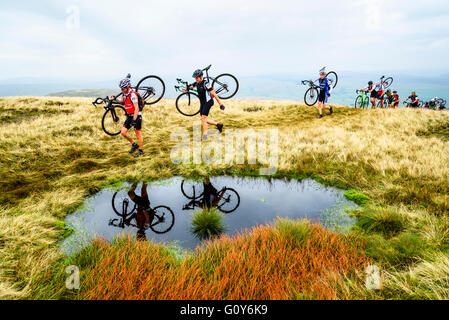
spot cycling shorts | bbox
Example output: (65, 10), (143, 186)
(200, 99), (214, 116)
(123, 114), (142, 131)
(318, 90), (328, 103)
(370, 90), (378, 99)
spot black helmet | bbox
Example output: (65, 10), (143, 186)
(368, 81), (373, 85)
(192, 69), (203, 78)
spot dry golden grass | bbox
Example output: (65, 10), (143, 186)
(0, 96), (448, 299)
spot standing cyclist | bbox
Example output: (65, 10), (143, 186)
(187, 69), (225, 141)
(113, 78), (144, 158)
(315, 70), (333, 119)
(404, 91), (419, 108)
(359, 81), (377, 108)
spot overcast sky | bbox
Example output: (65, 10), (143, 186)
(1, 0), (449, 82)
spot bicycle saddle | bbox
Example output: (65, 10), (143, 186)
(203, 64), (212, 71)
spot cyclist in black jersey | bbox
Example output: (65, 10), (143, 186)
(404, 91), (419, 108)
(186, 69), (225, 141)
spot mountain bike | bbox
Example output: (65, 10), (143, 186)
(180, 180), (240, 214)
(110, 190), (175, 234)
(92, 74), (165, 136)
(354, 90), (370, 108)
(378, 75), (394, 89)
(300, 70), (338, 106)
(174, 65), (239, 116)
(403, 100), (422, 108)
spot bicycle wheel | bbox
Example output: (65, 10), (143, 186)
(181, 180), (204, 199)
(217, 188), (240, 214)
(364, 97), (371, 109)
(112, 190), (137, 217)
(175, 92), (201, 117)
(150, 206), (175, 234)
(136, 75), (165, 105)
(326, 71), (338, 88)
(383, 77), (393, 89)
(102, 106), (126, 136)
(355, 95), (363, 108)
(211, 73), (239, 99)
(304, 88), (319, 106)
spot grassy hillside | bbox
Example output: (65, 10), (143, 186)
(0, 96), (448, 299)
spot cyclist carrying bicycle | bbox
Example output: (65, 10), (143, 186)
(392, 91), (400, 108)
(315, 70), (333, 118)
(375, 80), (386, 108)
(112, 78), (145, 158)
(404, 91), (419, 108)
(186, 69), (225, 141)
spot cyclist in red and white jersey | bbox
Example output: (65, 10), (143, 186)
(375, 81), (385, 108)
(112, 78), (144, 157)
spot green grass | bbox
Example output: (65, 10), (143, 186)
(190, 208), (225, 240)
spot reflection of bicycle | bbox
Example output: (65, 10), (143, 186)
(174, 65), (239, 116)
(180, 180), (240, 214)
(300, 70), (338, 106)
(354, 90), (370, 109)
(92, 74), (165, 136)
(110, 189), (175, 234)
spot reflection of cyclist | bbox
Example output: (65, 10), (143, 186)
(315, 70), (333, 119)
(360, 81), (378, 108)
(186, 69), (225, 141)
(404, 91), (419, 107)
(112, 78), (144, 158)
(202, 177), (224, 208)
(127, 183), (153, 236)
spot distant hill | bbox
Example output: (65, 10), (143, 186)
(47, 89), (117, 97)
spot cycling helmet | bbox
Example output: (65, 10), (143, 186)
(119, 78), (131, 89)
(368, 81), (373, 85)
(386, 89), (391, 93)
(192, 69), (203, 78)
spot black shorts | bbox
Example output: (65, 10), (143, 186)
(130, 192), (150, 210)
(200, 99), (214, 116)
(370, 91), (378, 99)
(393, 102), (399, 107)
(123, 114), (142, 131)
(318, 90), (329, 103)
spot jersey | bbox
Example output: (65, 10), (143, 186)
(193, 80), (213, 106)
(122, 89), (141, 115)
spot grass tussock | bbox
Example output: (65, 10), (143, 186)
(0, 96), (448, 299)
(190, 208), (225, 240)
(71, 220), (369, 300)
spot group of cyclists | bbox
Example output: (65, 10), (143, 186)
(358, 81), (445, 110)
(111, 68), (225, 157)
(109, 68), (446, 157)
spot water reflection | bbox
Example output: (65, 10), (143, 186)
(109, 182), (175, 240)
(181, 177), (241, 214)
(62, 176), (357, 255)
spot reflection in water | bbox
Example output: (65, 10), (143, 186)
(109, 182), (175, 241)
(62, 176), (358, 255)
(181, 177), (241, 214)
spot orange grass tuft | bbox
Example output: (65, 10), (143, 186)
(77, 221), (370, 300)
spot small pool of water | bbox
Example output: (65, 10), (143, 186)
(61, 176), (358, 255)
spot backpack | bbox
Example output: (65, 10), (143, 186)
(135, 91), (145, 111)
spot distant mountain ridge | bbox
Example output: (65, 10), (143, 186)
(47, 89), (117, 98)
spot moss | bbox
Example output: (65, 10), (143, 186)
(345, 190), (370, 206)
